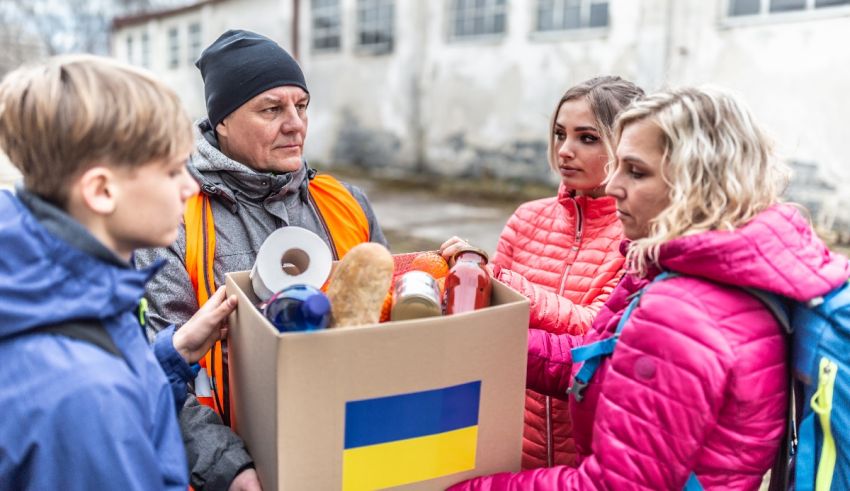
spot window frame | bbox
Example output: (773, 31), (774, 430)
(724, 0), (850, 25)
(447, 0), (508, 42)
(187, 22), (202, 65)
(356, 0), (395, 55)
(125, 34), (134, 65)
(534, 0), (610, 33)
(140, 31), (150, 68)
(311, 0), (342, 53)
(167, 26), (180, 69)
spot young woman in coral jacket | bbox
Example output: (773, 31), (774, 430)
(450, 87), (850, 490)
(442, 76), (644, 469)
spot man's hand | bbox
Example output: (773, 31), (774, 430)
(229, 468), (262, 491)
(173, 285), (238, 364)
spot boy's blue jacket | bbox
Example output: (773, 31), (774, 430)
(0, 189), (192, 490)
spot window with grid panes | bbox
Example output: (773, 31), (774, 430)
(188, 22), (202, 65)
(312, 0), (341, 51)
(536, 0), (609, 31)
(167, 27), (179, 68)
(126, 35), (134, 64)
(357, 0), (394, 53)
(728, 0), (850, 16)
(450, 0), (507, 39)
(141, 32), (150, 68)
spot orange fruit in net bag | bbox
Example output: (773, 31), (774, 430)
(379, 289), (393, 323)
(437, 276), (446, 297)
(409, 252), (449, 279)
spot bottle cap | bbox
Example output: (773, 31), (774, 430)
(450, 245), (489, 266)
(303, 293), (331, 320)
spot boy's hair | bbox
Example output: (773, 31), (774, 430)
(612, 86), (791, 276)
(547, 76), (645, 173)
(0, 54), (193, 206)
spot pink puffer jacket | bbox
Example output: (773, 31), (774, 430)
(452, 204), (850, 490)
(492, 184), (625, 469)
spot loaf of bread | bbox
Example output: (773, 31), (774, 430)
(326, 243), (394, 328)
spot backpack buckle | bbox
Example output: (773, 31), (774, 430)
(567, 378), (589, 402)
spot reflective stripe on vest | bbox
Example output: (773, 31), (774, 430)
(183, 173), (370, 425)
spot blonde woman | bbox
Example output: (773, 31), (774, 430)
(442, 76), (643, 469)
(450, 87), (849, 489)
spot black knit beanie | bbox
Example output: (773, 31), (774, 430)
(195, 29), (309, 129)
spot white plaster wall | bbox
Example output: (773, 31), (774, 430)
(111, 0), (850, 191)
(113, 0), (291, 121)
(300, 0), (424, 170)
(417, 0), (660, 182)
(664, 3), (850, 184)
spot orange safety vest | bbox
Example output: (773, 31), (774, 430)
(183, 174), (370, 425)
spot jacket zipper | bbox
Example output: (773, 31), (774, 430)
(545, 398), (554, 467)
(557, 200), (584, 296)
(200, 196), (215, 299)
(547, 198), (584, 467)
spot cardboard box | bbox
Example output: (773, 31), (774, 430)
(225, 270), (529, 490)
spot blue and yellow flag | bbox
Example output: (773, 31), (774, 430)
(342, 381), (481, 490)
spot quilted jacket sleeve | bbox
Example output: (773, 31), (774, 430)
(496, 266), (622, 335)
(449, 282), (733, 490)
(492, 203), (624, 336)
(181, 395), (253, 491)
(525, 328), (584, 397)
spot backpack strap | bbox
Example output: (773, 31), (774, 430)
(737, 288), (799, 491)
(3, 319), (126, 363)
(567, 271), (677, 401)
(741, 287), (793, 334)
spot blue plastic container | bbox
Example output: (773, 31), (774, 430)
(262, 284), (331, 333)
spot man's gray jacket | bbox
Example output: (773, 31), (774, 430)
(135, 119), (387, 490)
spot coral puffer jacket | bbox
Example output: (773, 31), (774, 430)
(492, 184), (624, 469)
(452, 204), (850, 490)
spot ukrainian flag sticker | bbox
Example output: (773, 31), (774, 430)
(342, 381), (482, 490)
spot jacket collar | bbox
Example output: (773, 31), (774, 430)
(16, 186), (128, 268)
(191, 119), (310, 209)
(557, 183), (618, 222)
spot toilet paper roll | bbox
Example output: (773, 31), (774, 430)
(249, 227), (334, 301)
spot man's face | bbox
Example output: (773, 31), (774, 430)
(216, 85), (309, 173)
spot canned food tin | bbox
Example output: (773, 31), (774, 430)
(391, 270), (443, 321)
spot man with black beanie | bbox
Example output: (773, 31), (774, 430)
(136, 29), (387, 491)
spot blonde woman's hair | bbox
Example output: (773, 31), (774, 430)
(613, 86), (790, 276)
(0, 54), (193, 207)
(547, 76), (644, 173)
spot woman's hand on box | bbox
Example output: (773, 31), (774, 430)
(174, 285), (238, 364)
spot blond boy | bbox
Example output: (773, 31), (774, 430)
(0, 55), (236, 489)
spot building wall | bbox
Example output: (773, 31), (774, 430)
(299, 0), (425, 172)
(665, 2), (850, 185)
(112, 0), (290, 120)
(111, 0), (850, 195)
(413, 0), (659, 182)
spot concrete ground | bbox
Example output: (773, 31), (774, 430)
(339, 172), (534, 256)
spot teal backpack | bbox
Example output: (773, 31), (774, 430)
(568, 272), (850, 490)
